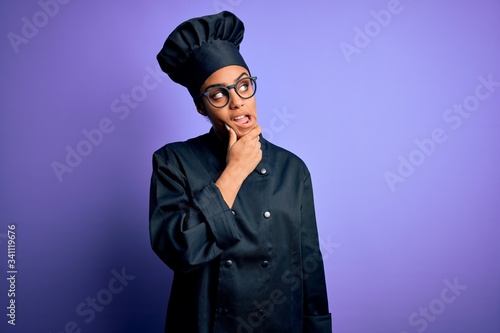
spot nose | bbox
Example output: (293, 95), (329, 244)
(228, 88), (244, 109)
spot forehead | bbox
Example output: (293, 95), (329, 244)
(201, 65), (249, 88)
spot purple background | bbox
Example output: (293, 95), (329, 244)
(1, 0), (500, 332)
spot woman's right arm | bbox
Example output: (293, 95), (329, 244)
(149, 149), (242, 273)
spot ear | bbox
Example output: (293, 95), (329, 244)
(196, 101), (207, 116)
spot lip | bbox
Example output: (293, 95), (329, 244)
(231, 114), (254, 129)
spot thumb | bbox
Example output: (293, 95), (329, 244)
(226, 123), (237, 148)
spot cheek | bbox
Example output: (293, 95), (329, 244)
(205, 111), (226, 127)
(248, 98), (257, 113)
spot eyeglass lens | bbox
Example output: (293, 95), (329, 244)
(207, 77), (256, 108)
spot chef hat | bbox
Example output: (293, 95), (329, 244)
(157, 11), (249, 98)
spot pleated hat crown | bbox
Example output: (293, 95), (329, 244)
(157, 11), (249, 98)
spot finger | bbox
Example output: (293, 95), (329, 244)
(225, 123), (237, 148)
(240, 125), (262, 142)
(252, 125), (262, 137)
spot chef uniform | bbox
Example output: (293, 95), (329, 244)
(150, 11), (332, 333)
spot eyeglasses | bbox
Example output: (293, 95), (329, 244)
(198, 76), (257, 108)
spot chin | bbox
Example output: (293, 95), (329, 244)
(235, 127), (253, 139)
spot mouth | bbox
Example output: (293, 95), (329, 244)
(232, 114), (252, 127)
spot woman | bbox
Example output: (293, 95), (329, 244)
(150, 11), (331, 333)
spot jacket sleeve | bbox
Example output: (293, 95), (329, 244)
(149, 148), (242, 273)
(301, 171), (332, 332)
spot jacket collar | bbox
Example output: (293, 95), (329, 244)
(203, 127), (270, 180)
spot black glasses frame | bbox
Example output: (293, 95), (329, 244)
(197, 76), (258, 108)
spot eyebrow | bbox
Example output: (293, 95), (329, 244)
(204, 72), (249, 91)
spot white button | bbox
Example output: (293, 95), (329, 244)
(263, 211), (271, 218)
(259, 167), (267, 175)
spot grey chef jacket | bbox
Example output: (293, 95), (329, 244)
(149, 129), (332, 333)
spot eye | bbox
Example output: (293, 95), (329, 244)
(238, 80), (250, 92)
(210, 89), (226, 100)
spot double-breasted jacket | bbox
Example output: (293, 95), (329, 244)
(149, 129), (331, 332)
